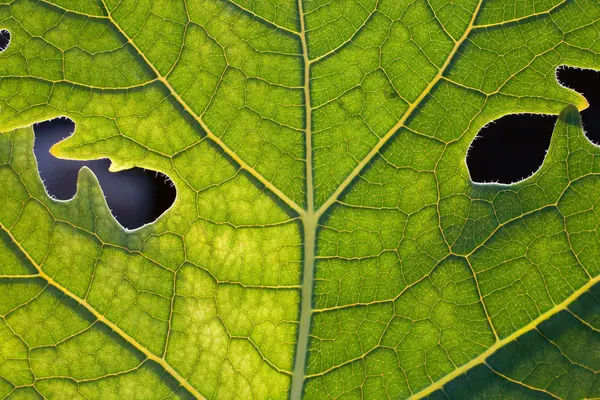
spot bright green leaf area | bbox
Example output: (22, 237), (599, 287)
(0, 0), (600, 398)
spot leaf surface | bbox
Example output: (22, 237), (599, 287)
(0, 0), (600, 399)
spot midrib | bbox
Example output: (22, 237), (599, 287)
(291, 0), (498, 397)
(290, 0), (316, 396)
(290, 1), (598, 398)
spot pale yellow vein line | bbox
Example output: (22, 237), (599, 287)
(0, 274), (40, 279)
(567, 309), (600, 333)
(308, 0), (380, 65)
(316, 0), (485, 219)
(410, 274), (600, 399)
(97, 0), (305, 217)
(465, 257), (499, 341)
(472, 0), (568, 30)
(38, 0), (109, 19)
(221, 0), (301, 36)
(0, 76), (159, 91)
(485, 363), (562, 400)
(0, 222), (205, 400)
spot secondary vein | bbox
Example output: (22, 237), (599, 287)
(97, 0), (305, 217)
(315, 0), (485, 219)
(410, 272), (600, 399)
(0, 221), (205, 400)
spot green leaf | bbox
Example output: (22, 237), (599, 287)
(0, 0), (599, 398)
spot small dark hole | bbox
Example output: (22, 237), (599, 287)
(0, 29), (9, 52)
(34, 118), (177, 230)
(557, 66), (600, 144)
(467, 114), (556, 184)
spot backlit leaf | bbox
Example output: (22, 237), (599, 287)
(1, 0), (599, 398)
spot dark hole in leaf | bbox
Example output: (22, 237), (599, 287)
(466, 113), (556, 184)
(467, 67), (600, 184)
(34, 118), (176, 230)
(0, 29), (9, 52)
(557, 66), (600, 144)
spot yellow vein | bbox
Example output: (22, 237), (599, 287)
(567, 309), (600, 333)
(410, 273), (600, 399)
(308, 0), (380, 65)
(0, 274), (40, 279)
(221, 0), (301, 36)
(0, 76), (158, 91)
(98, 0), (305, 217)
(316, 0), (485, 219)
(465, 257), (499, 341)
(472, 0), (568, 30)
(0, 222), (205, 400)
(486, 364), (562, 400)
(39, 0), (109, 19)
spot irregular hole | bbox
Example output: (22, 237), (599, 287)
(0, 29), (9, 52)
(467, 114), (556, 184)
(557, 66), (600, 144)
(34, 118), (177, 230)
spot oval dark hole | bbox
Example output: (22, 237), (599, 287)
(557, 66), (600, 144)
(467, 114), (556, 184)
(34, 118), (176, 230)
(0, 29), (9, 52)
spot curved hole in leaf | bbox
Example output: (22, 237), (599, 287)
(0, 29), (10, 52)
(34, 118), (177, 230)
(467, 114), (556, 184)
(557, 66), (600, 144)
